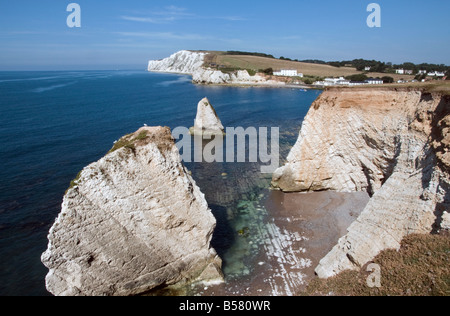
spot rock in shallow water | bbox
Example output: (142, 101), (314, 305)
(41, 126), (223, 296)
(189, 97), (225, 136)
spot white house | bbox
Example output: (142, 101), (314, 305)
(273, 69), (301, 77)
(314, 77), (384, 86)
(365, 78), (384, 85)
(428, 71), (445, 77)
(349, 81), (366, 86)
(314, 77), (350, 86)
(396, 69), (413, 75)
(365, 66), (372, 71)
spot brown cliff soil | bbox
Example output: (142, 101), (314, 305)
(303, 232), (450, 296)
(275, 83), (450, 295)
(108, 126), (173, 154)
(430, 94), (450, 172)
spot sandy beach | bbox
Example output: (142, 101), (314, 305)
(187, 190), (370, 296)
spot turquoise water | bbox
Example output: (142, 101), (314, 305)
(0, 70), (320, 295)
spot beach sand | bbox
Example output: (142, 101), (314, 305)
(189, 190), (370, 296)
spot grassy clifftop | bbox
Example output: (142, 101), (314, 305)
(202, 51), (416, 81)
(325, 81), (450, 96)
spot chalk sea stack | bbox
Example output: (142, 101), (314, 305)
(189, 97), (225, 136)
(41, 126), (223, 296)
(272, 87), (450, 278)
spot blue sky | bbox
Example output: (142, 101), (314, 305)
(0, 0), (449, 70)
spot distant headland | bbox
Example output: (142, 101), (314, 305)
(148, 50), (450, 88)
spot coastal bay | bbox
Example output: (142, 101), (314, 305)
(0, 70), (319, 295)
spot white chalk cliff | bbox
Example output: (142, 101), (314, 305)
(192, 68), (284, 86)
(147, 50), (207, 74)
(190, 97), (225, 136)
(148, 50), (285, 86)
(41, 126), (223, 296)
(272, 88), (450, 278)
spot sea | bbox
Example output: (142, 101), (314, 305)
(0, 70), (320, 296)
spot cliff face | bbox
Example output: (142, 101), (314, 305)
(41, 126), (223, 296)
(148, 50), (285, 86)
(272, 88), (450, 278)
(148, 50), (206, 74)
(192, 68), (284, 86)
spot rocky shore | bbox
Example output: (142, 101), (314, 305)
(190, 190), (370, 296)
(272, 87), (450, 278)
(41, 68), (449, 296)
(41, 127), (223, 296)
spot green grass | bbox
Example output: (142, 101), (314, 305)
(108, 131), (149, 154)
(218, 67), (257, 76)
(65, 130), (150, 194)
(302, 75), (324, 84)
(66, 170), (83, 193)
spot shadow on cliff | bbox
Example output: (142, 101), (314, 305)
(208, 204), (235, 267)
(430, 94), (450, 172)
(422, 94), (450, 233)
(433, 185), (450, 234)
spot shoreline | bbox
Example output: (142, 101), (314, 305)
(186, 190), (370, 296)
(193, 82), (315, 90)
(147, 69), (318, 90)
(147, 70), (450, 94)
(263, 190), (370, 295)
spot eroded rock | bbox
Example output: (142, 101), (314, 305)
(41, 126), (223, 296)
(189, 97), (225, 136)
(272, 88), (450, 278)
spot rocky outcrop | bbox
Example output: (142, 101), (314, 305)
(272, 87), (450, 278)
(41, 126), (223, 296)
(442, 212), (450, 230)
(190, 97), (225, 136)
(148, 50), (206, 74)
(147, 50), (286, 86)
(192, 68), (285, 86)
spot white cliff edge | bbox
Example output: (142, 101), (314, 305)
(148, 50), (285, 86)
(272, 88), (450, 278)
(192, 68), (285, 86)
(148, 50), (207, 75)
(41, 126), (223, 296)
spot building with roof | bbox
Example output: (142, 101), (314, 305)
(273, 69), (302, 77)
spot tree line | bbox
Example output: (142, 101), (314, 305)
(222, 51), (449, 78)
(300, 59), (449, 74)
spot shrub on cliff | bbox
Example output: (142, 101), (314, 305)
(225, 51), (275, 59)
(260, 68), (274, 75)
(345, 74), (369, 81)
